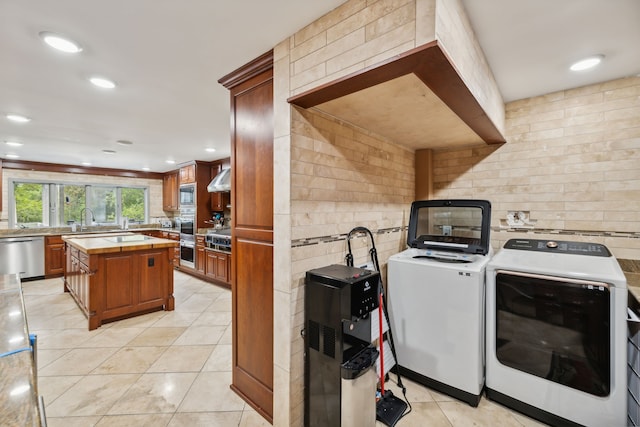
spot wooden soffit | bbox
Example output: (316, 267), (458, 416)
(288, 41), (505, 149)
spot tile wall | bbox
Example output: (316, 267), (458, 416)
(431, 76), (640, 259)
(275, 0), (502, 424)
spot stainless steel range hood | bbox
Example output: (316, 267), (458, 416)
(207, 168), (231, 192)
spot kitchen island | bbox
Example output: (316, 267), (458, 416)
(63, 233), (178, 330)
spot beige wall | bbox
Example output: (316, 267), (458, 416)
(431, 76), (640, 259)
(286, 107), (414, 425)
(0, 168), (168, 230)
(274, 0), (504, 424)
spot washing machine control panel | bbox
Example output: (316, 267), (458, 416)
(504, 238), (611, 257)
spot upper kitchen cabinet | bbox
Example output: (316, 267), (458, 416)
(179, 164), (196, 184)
(287, 0), (506, 151)
(162, 170), (179, 211)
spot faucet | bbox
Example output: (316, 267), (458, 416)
(80, 207), (96, 231)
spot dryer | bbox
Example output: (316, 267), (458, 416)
(387, 199), (492, 406)
(485, 238), (627, 427)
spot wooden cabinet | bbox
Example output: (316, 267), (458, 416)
(163, 171), (179, 211)
(64, 242), (174, 330)
(162, 231), (181, 266)
(139, 230), (162, 238)
(179, 164), (196, 184)
(204, 249), (229, 284)
(220, 51), (274, 421)
(196, 236), (206, 274)
(45, 235), (65, 277)
(205, 250), (217, 280)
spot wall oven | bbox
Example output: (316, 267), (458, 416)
(179, 237), (195, 269)
(178, 208), (195, 269)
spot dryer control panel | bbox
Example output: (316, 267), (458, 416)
(504, 238), (611, 257)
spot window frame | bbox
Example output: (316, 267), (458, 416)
(8, 178), (149, 229)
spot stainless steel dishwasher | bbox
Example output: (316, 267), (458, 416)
(0, 236), (45, 279)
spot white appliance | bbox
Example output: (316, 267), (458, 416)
(485, 239), (627, 427)
(387, 199), (492, 406)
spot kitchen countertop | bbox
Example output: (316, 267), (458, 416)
(63, 233), (178, 255)
(0, 226), (180, 239)
(0, 274), (42, 426)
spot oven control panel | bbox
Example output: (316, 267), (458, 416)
(504, 238), (611, 257)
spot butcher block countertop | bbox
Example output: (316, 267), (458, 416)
(62, 232), (178, 255)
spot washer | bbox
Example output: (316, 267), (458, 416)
(485, 239), (627, 427)
(387, 199), (492, 406)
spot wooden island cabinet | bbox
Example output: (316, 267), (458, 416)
(63, 233), (178, 330)
(45, 234), (65, 277)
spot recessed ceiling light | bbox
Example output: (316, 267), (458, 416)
(142, 167), (150, 171)
(81, 162), (92, 166)
(116, 139), (133, 145)
(570, 55), (604, 72)
(5, 154), (20, 159)
(39, 31), (82, 53)
(5, 141), (23, 147)
(166, 160), (176, 164)
(90, 77), (116, 89)
(102, 149), (116, 154)
(6, 114), (31, 123)
(205, 147), (216, 153)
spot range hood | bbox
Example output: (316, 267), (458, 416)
(207, 168), (231, 192)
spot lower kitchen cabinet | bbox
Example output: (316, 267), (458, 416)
(205, 249), (230, 285)
(161, 231), (180, 266)
(196, 236), (206, 274)
(45, 235), (65, 277)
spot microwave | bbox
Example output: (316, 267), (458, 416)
(179, 184), (195, 207)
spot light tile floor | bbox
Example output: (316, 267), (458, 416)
(22, 272), (547, 426)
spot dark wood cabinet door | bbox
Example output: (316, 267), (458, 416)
(179, 164), (196, 184)
(214, 253), (228, 282)
(221, 51), (274, 422)
(196, 247), (205, 274)
(205, 250), (217, 279)
(163, 171), (179, 210)
(45, 235), (65, 277)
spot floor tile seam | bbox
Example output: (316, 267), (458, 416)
(433, 400), (456, 427)
(36, 347), (73, 370)
(93, 372), (146, 418)
(43, 373), (144, 418)
(91, 345), (172, 375)
(37, 375), (84, 408)
(104, 372), (198, 418)
(42, 346), (122, 377)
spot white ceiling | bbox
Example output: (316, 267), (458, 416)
(1, 0), (639, 173)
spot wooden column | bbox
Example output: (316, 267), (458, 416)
(415, 148), (433, 200)
(219, 51), (274, 423)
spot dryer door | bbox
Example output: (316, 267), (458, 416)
(494, 269), (611, 397)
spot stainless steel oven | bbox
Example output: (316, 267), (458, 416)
(178, 207), (195, 268)
(180, 236), (195, 269)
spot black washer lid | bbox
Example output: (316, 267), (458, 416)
(407, 199), (492, 255)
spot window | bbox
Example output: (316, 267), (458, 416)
(10, 180), (148, 228)
(13, 183), (45, 227)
